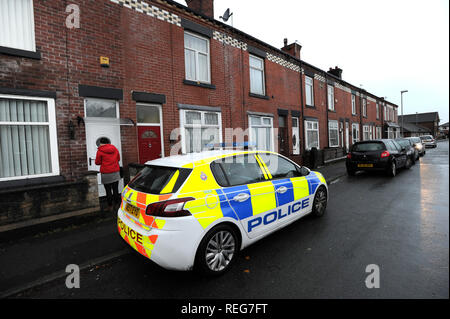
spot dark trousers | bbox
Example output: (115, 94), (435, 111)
(104, 181), (119, 206)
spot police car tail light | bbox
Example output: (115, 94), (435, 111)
(146, 197), (195, 217)
(381, 150), (390, 158)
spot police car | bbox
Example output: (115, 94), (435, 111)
(117, 148), (328, 275)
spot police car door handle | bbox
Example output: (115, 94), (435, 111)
(233, 193), (250, 202)
(276, 186), (288, 194)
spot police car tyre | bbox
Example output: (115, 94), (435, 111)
(195, 224), (239, 276)
(311, 186), (327, 218)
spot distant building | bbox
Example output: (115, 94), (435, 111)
(439, 122), (449, 138)
(398, 112), (440, 137)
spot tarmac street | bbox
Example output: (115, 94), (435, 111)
(1, 141), (448, 299)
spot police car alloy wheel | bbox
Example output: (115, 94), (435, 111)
(195, 224), (239, 275)
(311, 186), (327, 217)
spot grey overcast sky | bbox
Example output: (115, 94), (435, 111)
(174, 0), (449, 124)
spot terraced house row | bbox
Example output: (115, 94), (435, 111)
(0, 0), (400, 227)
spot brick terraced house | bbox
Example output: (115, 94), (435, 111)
(0, 0), (399, 228)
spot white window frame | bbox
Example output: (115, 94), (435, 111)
(249, 55), (266, 96)
(136, 103), (165, 158)
(351, 95), (356, 115)
(0, 0), (36, 52)
(184, 31), (211, 84)
(327, 85), (335, 111)
(376, 103), (379, 119)
(328, 120), (339, 147)
(352, 123), (360, 144)
(248, 115), (273, 152)
(363, 125), (370, 141)
(304, 120), (320, 150)
(0, 94), (59, 181)
(84, 97), (120, 119)
(376, 126), (382, 139)
(362, 99), (367, 117)
(180, 109), (222, 154)
(305, 76), (314, 106)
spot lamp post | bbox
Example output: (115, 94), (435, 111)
(400, 90), (408, 137)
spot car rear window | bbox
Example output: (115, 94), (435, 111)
(352, 142), (385, 152)
(395, 139), (411, 147)
(420, 135), (433, 140)
(411, 137), (421, 143)
(128, 165), (192, 194)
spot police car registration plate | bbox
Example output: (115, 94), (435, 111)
(125, 203), (140, 218)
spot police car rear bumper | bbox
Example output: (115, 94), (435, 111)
(117, 210), (204, 271)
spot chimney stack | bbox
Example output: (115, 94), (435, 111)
(327, 66), (343, 79)
(281, 39), (302, 60)
(186, 0), (214, 18)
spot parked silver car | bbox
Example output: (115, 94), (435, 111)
(406, 137), (426, 156)
(420, 135), (437, 148)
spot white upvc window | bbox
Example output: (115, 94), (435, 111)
(184, 31), (211, 84)
(0, 95), (59, 181)
(376, 103), (379, 119)
(305, 120), (319, 150)
(249, 55), (265, 95)
(0, 0), (36, 52)
(376, 126), (382, 139)
(351, 94), (356, 115)
(249, 115), (273, 151)
(305, 76), (314, 106)
(363, 125), (371, 140)
(327, 85), (335, 111)
(180, 109), (222, 154)
(328, 120), (339, 147)
(352, 123), (360, 144)
(362, 99), (367, 117)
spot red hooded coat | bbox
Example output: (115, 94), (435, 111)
(95, 144), (120, 174)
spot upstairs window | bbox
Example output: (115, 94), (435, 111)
(362, 99), (367, 117)
(351, 95), (356, 115)
(249, 55), (265, 95)
(305, 76), (314, 106)
(0, 0), (36, 52)
(184, 31), (210, 83)
(327, 85), (335, 111)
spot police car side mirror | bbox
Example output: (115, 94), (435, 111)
(298, 166), (310, 176)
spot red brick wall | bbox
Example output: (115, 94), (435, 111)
(0, 0), (397, 184)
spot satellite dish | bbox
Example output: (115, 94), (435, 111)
(220, 8), (233, 22)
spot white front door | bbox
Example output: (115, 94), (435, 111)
(84, 98), (123, 197)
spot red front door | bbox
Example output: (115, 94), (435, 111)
(138, 126), (162, 164)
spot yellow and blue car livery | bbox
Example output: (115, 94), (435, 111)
(117, 150), (328, 272)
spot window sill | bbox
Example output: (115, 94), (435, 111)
(249, 92), (269, 100)
(0, 46), (41, 60)
(328, 109), (336, 113)
(305, 105), (316, 109)
(183, 79), (216, 89)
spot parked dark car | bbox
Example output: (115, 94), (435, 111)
(346, 139), (412, 177)
(395, 138), (418, 163)
(406, 136), (426, 157)
(420, 135), (437, 148)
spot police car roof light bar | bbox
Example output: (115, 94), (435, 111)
(204, 142), (257, 150)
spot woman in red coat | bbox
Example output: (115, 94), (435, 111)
(95, 137), (121, 211)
